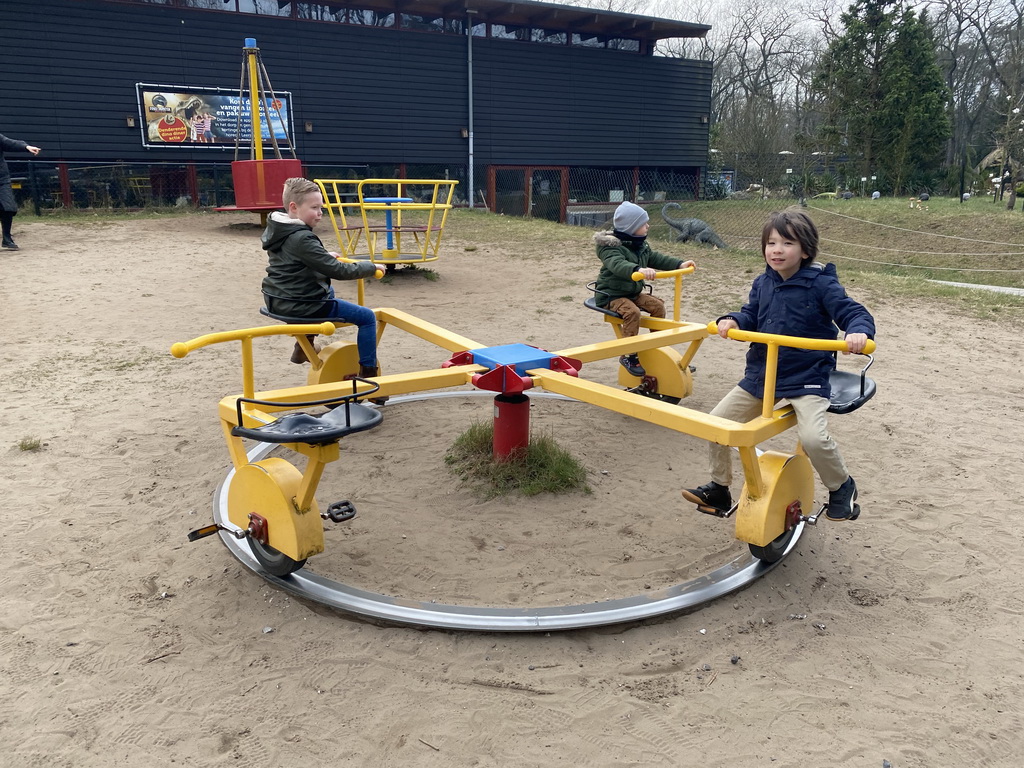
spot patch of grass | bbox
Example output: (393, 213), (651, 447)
(641, 198), (1024, 320)
(843, 269), (1024, 316)
(444, 421), (591, 499)
(18, 436), (43, 452)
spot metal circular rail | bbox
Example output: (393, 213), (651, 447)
(213, 391), (803, 631)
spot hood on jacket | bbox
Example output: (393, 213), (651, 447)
(594, 230), (623, 248)
(261, 211), (308, 252)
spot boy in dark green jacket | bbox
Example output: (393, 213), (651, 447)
(262, 178), (380, 375)
(594, 201), (695, 376)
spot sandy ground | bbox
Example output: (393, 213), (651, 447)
(2, 211), (1022, 767)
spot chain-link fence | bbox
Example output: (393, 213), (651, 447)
(9, 156), (1021, 287)
(11, 149), (970, 220)
(6, 160), (480, 214)
(6, 157), (805, 250)
(7, 161), (242, 212)
(561, 165), (803, 251)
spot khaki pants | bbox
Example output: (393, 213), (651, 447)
(708, 385), (849, 492)
(609, 293), (665, 337)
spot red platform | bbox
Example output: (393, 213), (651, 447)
(220, 158), (304, 211)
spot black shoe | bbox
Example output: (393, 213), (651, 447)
(682, 481), (732, 514)
(620, 353), (645, 377)
(359, 364), (388, 404)
(1, 237), (18, 250)
(825, 476), (860, 521)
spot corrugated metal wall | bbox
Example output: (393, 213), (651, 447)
(1, 0), (711, 168)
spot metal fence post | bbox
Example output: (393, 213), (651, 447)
(28, 163), (41, 216)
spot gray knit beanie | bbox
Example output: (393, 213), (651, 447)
(612, 201), (649, 235)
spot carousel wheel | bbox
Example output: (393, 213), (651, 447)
(748, 525), (797, 564)
(248, 538), (307, 577)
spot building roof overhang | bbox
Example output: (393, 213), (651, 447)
(348, 0), (710, 42)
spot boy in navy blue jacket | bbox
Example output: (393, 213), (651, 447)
(683, 208), (874, 521)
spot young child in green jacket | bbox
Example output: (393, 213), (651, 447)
(593, 201), (695, 376)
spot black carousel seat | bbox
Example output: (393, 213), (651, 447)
(230, 379), (383, 446)
(583, 296), (622, 318)
(583, 280), (658, 319)
(583, 281), (656, 318)
(583, 283), (622, 318)
(260, 291), (351, 325)
(827, 355), (876, 414)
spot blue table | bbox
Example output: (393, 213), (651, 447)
(363, 196), (413, 253)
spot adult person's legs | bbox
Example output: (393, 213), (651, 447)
(1, 210), (17, 250)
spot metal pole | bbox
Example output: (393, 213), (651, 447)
(245, 39), (263, 162)
(959, 149), (966, 204)
(29, 162), (40, 216)
(466, 11), (476, 209)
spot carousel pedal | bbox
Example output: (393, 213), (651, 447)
(323, 500), (357, 523)
(803, 506), (822, 525)
(187, 523), (247, 542)
(803, 503), (845, 526)
(626, 375), (658, 397)
(187, 524), (221, 542)
(698, 503), (737, 519)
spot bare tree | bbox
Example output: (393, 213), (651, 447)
(971, 0), (1024, 205)
(798, 0), (848, 42)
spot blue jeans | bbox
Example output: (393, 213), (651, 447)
(320, 297), (378, 367)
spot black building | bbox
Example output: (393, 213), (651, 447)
(1, 0), (712, 220)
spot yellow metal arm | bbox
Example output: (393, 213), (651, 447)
(170, 323), (337, 358)
(375, 308), (484, 352)
(706, 322), (877, 418)
(170, 323), (338, 400)
(557, 322), (709, 364)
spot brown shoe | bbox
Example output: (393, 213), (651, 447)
(290, 335), (320, 364)
(359, 364), (388, 404)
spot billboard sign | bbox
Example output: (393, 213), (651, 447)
(136, 84), (293, 149)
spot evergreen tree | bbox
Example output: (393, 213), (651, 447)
(813, 0), (950, 193)
(878, 9), (951, 190)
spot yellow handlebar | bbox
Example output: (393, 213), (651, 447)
(374, 269), (385, 279)
(631, 265), (696, 281)
(705, 320), (876, 354)
(170, 322), (338, 358)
